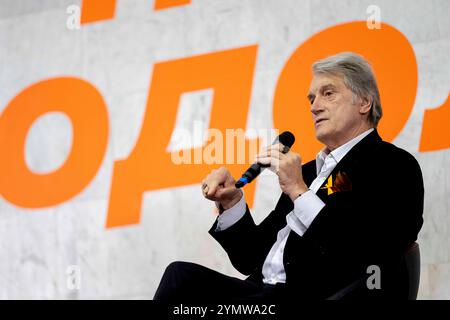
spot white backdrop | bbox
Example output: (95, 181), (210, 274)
(0, 0), (449, 299)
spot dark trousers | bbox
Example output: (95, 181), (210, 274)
(153, 261), (286, 302)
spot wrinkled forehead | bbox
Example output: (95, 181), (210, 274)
(308, 73), (346, 94)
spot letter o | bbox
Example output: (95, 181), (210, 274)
(0, 77), (109, 208)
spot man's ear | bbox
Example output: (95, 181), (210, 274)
(359, 96), (372, 115)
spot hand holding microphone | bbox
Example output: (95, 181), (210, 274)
(235, 131), (295, 188)
(255, 141), (309, 201)
(235, 130), (308, 201)
(201, 131), (308, 212)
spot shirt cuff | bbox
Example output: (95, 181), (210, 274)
(215, 193), (246, 232)
(293, 190), (325, 229)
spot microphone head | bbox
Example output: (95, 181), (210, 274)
(278, 131), (295, 148)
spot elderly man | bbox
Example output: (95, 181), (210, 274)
(154, 52), (424, 301)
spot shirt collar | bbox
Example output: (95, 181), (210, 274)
(315, 128), (374, 174)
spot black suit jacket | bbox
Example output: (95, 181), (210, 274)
(209, 130), (424, 299)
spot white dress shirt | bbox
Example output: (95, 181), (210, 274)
(215, 128), (374, 284)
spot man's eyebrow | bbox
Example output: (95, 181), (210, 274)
(320, 83), (338, 91)
(307, 83), (339, 101)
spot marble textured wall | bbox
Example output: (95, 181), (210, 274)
(0, 0), (448, 299)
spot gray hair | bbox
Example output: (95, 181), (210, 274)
(312, 52), (382, 127)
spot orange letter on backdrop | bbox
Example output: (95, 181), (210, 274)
(419, 93), (450, 152)
(80, 0), (191, 24)
(0, 78), (109, 208)
(274, 21), (418, 162)
(154, 0), (191, 10)
(81, 0), (116, 24)
(106, 46), (260, 228)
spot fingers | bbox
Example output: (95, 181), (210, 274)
(264, 143), (286, 153)
(206, 179), (220, 197)
(203, 185), (210, 196)
(201, 176), (215, 197)
(201, 178), (208, 195)
(201, 167), (234, 199)
(215, 186), (238, 200)
(256, 144), (285, 172)
(256, 144), (286, 159)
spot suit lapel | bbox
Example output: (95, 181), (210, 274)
(313, 130), (382, 203)
(302, 160), (318, 187)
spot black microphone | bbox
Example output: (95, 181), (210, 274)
(235, 131), (295, 188)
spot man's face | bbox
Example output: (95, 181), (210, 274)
(307, 73), (370, 150)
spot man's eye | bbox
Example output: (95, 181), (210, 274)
(324, 91), (333, 96)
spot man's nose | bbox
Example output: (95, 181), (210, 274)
(310, 98), (323, 115)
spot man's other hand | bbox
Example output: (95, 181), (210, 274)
(201, 167), (243, 211)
